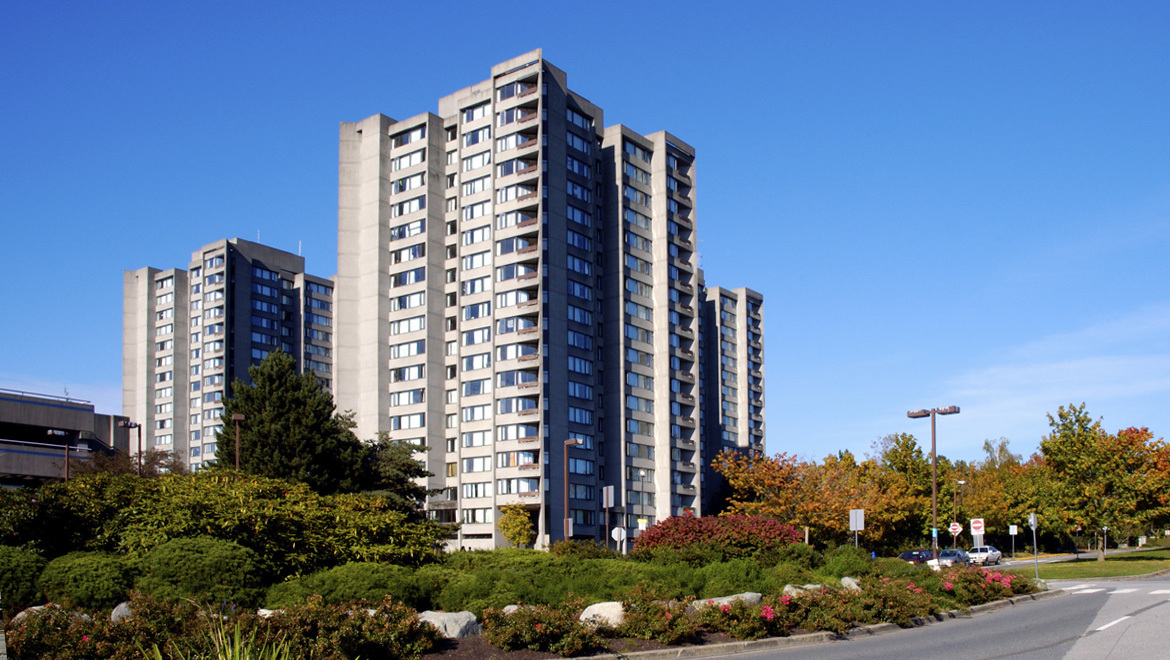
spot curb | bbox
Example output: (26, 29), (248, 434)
(585, 589), (1064, 659)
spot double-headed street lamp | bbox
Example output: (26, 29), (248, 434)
(907, 405), (960, 558)
(563, 437), (585, 541)
(118, 420), (143, 476)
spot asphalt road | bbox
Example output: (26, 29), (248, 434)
(707, 577), (1170, 659)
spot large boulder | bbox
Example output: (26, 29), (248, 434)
(782, 583), (827, 597)
(579, 601), (624, 627)
(840, 577), (862, 592)
(419, 610), (481, 638)
(686, 592), (762, 615)
(111, 601), (133, 623)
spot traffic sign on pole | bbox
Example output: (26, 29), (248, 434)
(970, 518), (985, 535)
(949, 522), (962, 535)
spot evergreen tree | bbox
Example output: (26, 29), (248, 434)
(215, 351), (361, 494)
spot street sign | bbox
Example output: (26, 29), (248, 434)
(949, 522), (962, 534)
(601, 485), (615, 508)
(932, 527), (938, 538)
(970, 518), (985, 535)
(1028, 512), (1037, 530)
(611, 527), (627, 542)
(1009, 524), (1018, 536)
(849, 509), (865, 531)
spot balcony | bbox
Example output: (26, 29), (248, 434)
(519, 462), (540, 471)
(674, 302), (695, 317)
(676, 416), (696, 428)
(678, 393), (695, 405)
(675, 371), (695, 384)
(517, 244), (539, 256)
(675, 438), (696, 449)
(677, 461), (697, 472)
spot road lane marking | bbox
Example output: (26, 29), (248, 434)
(1149, 589), (1170, 594)
(1073, 588), (1106, 594)
(1063, 584), (1093, 590)
(1095, 616), (1130, 631)
(1111, 588), (1137, 594)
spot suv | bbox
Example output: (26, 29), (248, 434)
(967, 546), (1003, 566)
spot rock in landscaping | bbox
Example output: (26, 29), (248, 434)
(840, 577), (862, 591)
(579, 601), (624, 627)
(111, 601), (133, 622)
(11, 605), (47, 626)
(782, 583), (827, 597)
(256, 609), (280, 619)
(419, 610), (481, 638)
(686, 592), (763, 614)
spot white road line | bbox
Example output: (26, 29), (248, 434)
(1111, 588), (1138, 594)
(1063, 584), (1094, 590)
(1074, 588), (1106, 594)
(1150, 589), (1170, 595)
(1095, 616), (1131, 631)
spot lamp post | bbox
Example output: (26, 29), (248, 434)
(231, 414), (245, 471)
(563, 438), (585, 541)
(908, 406), (960, 559)
(953, 479), (967, 548)
(118, 420), (143, 476)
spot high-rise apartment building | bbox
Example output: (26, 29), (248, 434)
(123, 238), (334, 470)
(334, 49), (762, 549)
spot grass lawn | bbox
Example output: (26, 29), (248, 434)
(1007, 547), (1170, 580)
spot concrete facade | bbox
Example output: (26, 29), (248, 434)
(334, 50), (765, 549)
(122, 238), (333, 470)
(0, 388), (129, 486)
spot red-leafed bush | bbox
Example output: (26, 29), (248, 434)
(631, 515), (802, 563)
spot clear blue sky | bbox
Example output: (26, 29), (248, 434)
(3, 1), (1168, 464)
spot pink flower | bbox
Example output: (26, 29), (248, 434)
(943, 581), (954, 590)
(720, 604), (731, 614)
(761, 605), (775, 620)
(779, 595), (792, 606)
(82, 636), (90, 642)
(707, 599), (714, 604)
(665, 611), (673, 620)
(535, 623), (541, 630)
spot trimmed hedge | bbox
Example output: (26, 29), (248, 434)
(265, 562), (421, 609)
(0, 545), (47, 616)
(135, 536), (265, 607)
(37, 551), (133, 610)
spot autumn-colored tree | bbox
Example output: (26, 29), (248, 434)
(497, 503), (536, 547)
(1040, 404), (1170, 560)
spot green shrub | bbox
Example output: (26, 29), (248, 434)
(772, 543), (823, 570)
(258, 594), (440, 660)
(820, 545), (873, 578)
(135, 537), (264, 608)
(482, 596), (603, 657)
(0, 545), (47, 616)
(762, 562), (816, 593)
(550, 540), (618, 559)
(265, 562), (421, 609)
(697, 559), (765, 598)
(766, 588), (857, 634)
(614, 584), (697, 645)
(37, 551), (133, 610)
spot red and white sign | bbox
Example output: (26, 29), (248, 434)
(949, 522), (962, 534)
(970, 518), (985, 535)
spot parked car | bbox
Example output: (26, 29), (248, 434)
(898, 549), (934, 564)
(967, 546), (1003, 565)
(927, 548), (971, 570)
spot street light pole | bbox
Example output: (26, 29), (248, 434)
(232, 414), (245, 471)
(563, 438), (584, 541)
(908, 406), (960, 559)
(118, 421), (143, 476)
(953, 479), (966, 549)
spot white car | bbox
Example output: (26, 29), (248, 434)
(967, 546), (1003, 565)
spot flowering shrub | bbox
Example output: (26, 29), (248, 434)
(631, 516), (802, 562)
(481, 596), (602, 657)
(696, 599), (786, 640)
(854, 577), (934, 626)
(764, 588), (858, 634)
(258, 594), (440, 659)
(936, 566), (1017, 606)
(615, 584), (698, 644)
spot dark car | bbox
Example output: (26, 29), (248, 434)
(898, 549), (934, 564)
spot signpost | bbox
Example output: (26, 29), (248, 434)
(1009, 524), (1018, 559)
(611, 526), (627, 555)
(970, 518), (985, 548)
(849, 509), (865, 548)
(601, 486), (615, 551)
(1029, 512), (1039, 580)
(949, 521), (962, 548)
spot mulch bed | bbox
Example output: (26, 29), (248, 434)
(423, 630), (740, 660)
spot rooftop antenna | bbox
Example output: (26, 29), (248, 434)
(298, 240), (302, 256)
(257, 229), (261, 242)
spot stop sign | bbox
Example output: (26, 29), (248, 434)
(949, 522), (962, 534)
(970, 518), (985, 534)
